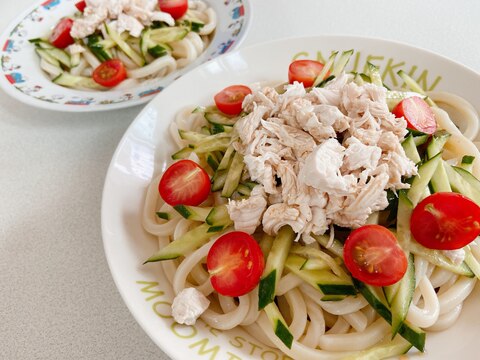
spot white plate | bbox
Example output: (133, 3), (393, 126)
(101, 35), (480, 359)
(0, 0), (251, 112)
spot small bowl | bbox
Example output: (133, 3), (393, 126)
(0, 0), (251, 112)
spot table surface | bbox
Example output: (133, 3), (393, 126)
(1, 0), (479, 359)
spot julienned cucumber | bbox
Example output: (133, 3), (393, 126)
(221, 152), (245, 197)
(285, 255), (356, 296)
(354, 279), (426, 352)
(258, 226), (295, 309)
(105, 23), (145, 67)
(390, 253), (415, 337)
(444, 163), (480, 205)
(427, 131), (452, 192)
(408, 153), (442, 206)
(173, 205), (212, 221)
(401, 134), (421, 164)
(263, 303), (294, 349)
(53, 72), (105, 90)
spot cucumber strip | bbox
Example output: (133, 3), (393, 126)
(339, 335), (412, 360)
(401, 134), (421, 164)
(320, 295), (346, 301)
(258, 226), (295, 309)
(178, 129), (208, 142)
(460, 155), (475, 172)
(205, 112), (237, 126)
(87, 34), (112, 62)
(259, 234), (275, 259)
(144, 223), (218, 262)
(390, 253), (415, 338)
(206, 152), (220, 171)
(408, 153), (442, 206)
(217, 145), (235, 171)
(395, 190), (413, 251)
(445, 163), (480, 205)
(285, 255), (356, 296)
(413, 134), (429, 146)
(386, 90), (424, 111)
(205, 205), (231, 226)
(193, 137), (231, 154)
(29, 38), (54, 49)
(464, 246), (480, 279)
(150, 26), (189, 43)
(156, 211), (171, 220)
(105, 23), (145, 67)
(409, 240), (474, 277)
(263, 303), (294, 349)
(313, 234), (344, 258)
(211, 169), (227, 192)
(222, 152), (245, 197)
(366, 62), (383, 87)
(171, 146), (193, 160)
(397, 70), (435, 107)
(426, 131), (452, 192)
(70, 52), (81, 67)
(236, 183), (252, 196)
(46, 48), (71, 68)
(35, 48), (60, 67)
(173, 205), (212, 221)
(300, 257), (329, 271)
(53, 72), (105, 90)
(332, 49), (354, 77)
(353, 72), (365, 86)
(354, 279), (426, 352)
(312, 51), (338, 87)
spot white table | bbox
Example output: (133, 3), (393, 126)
(1, 0), (479, 359)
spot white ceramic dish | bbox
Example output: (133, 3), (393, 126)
(101, 35), (480, 359)
(0, 0), (251, 112)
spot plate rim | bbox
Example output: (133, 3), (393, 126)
(0, 0), (253, 112)
(101, 34), (480, 359)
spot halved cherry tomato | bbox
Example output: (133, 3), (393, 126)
(49, 18), (75, 49)
(392, 96), (437, 134)
(92, 59), (127, 87)
(75, 1), (86, 12)
(343, 225), (407, 286)
(214, 85), (252, 115)
(207, 231), (264, 297)
(410, 192), (480, 250)
(288, 60), (326, 88)
(158, 159), (211, 206)
(158, 0), (188, 20)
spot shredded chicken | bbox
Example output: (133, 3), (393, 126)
(228, 73), (417, 239)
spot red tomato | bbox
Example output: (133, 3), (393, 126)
(343, 225), (407, 286)
(49, 18), (75, 49)
(158, 0), (188, 20)
(207, 231), (265, 297)
(75, 1), (86, 12)
(392, 96), (437, 134)
(92, 59), (127, 87)
(410, 192), (480, 250)
(158, 159), (211, 206)
(214, 85), (252, 115)
(288, 60), (326, 87)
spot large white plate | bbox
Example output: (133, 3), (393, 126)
(0, 0), (251, 112)
(101, 35), (480, 360)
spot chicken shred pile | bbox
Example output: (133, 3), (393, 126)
(227, 73), (417, 243)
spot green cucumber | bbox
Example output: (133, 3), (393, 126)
(397, 70), (435, 107)
(46, 47), (71, 68)
(258, 226), (295, 309)
(193, 137), (230, 153)
(205, 205), (230, 226)
(211, 169), (227, 192)
(426, 131), (452, 192)
(408, 153), (442, 206)
(285, 255), (356, 296)
(205, 112), (238, 126)
(156, 212), (171, 220)
(235, 183), (252, 196)
(313, 51), (337, 87)
(29, 38), (54, 49)
(401, 134), (421, 164)
(178, 129), (208, 142)
(150, 26), (189, 43)
(52, 72), (105, 90)
(206, 152), (220, 171)
(409, 240), (474, 277)
(460, 155), (475, 172)
(386, 90), (424, 111)
(87, 34), (112, 62)
(366, 62), (383, 87)
(413, 134), (429, 146)
(221, 152), (245, 197)
(105, 23), (145, 67)
(144, 223), (219, 262)
(390, 253), (415, 338)
(332, 49), (353, 76)
(263, 303), (293, 349)
(445, 164), (480, 205)
(35, 48), (60, 67)
(171, 146), (193, 160)
(464, 247), (480, 279)
(300, 257), (329, 271)
(173, 205), (212, 221)
(217, 145), (235, 171)
(354, 279), (426, 352)
(313, 234), (344, 258)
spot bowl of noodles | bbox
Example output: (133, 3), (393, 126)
(101, 35), (480, 359)
(0, 0), (251, 112)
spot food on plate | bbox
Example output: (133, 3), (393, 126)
(142, 50), (480, 359)
(30, 0), (216, 90)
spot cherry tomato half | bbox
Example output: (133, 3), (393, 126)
(49, 18), (75, 49)
(343, 225), (407, 287)
(288, 60), (326, 88)
(92, 59), (127, 87)
(410, 192), (480, 250)
(158, 0), (188, 20)
(207, 231), (265, 297)
(158, 159), (211, 206)
(392, 96), (437, 134)
(75, 1), (87, 12)
(214, 85), (252, 116)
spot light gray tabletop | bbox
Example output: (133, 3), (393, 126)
(1, 0), (479, 359)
